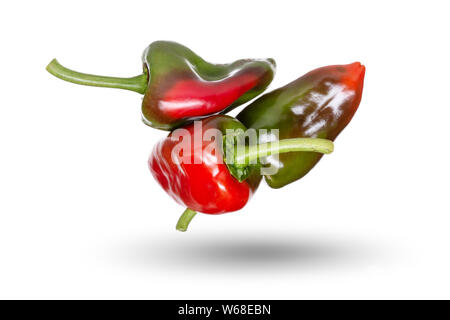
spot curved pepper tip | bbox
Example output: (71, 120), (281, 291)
(267, 58), (276, 69)
(347, 61), (365, 80)
(339, 62), (365, 92)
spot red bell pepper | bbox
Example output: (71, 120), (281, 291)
(148, 115), (334, 231)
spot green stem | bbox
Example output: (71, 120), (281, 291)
(176, 208), (197, 232)
(46, 59), (148, 94)
(235, 138), (334, 164)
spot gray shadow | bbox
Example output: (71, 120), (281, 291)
(114, 232), (379, 274)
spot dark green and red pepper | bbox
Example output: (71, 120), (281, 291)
(46, 41), (276, 130)
(238, 62), (365, 188)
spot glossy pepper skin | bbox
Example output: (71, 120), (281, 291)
(237, 62), (365, 189)
(46, 41), (276, 131)
(141, 41), (276, 130)
(148, 115), (262, 214)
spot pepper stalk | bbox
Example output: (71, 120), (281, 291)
(224, 135), (334, 182)
(46, 59), (148, 94)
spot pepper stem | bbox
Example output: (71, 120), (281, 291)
(176, 208), (197, 232)
(46, 59), (148, 94)
(235, 137), (334, 164)
(224, 137), (334, 182)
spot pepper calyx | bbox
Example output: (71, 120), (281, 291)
(223, 133), (252, 182)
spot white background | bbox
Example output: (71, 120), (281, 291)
(1, 0), (449, 299)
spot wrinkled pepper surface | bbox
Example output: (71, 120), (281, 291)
(149, 115), (261, 216)
(148, 115), (334, 231)
(46, 41), (276, 130)
(237, 62), (365, 188)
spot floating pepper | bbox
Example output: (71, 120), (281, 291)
(237, 62), (365, 188)
(148, 115), (334, 231)
(46, 41), (276, 130)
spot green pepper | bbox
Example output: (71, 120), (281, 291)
(237, 62), (365, 188)
(46, 41), (276, 130)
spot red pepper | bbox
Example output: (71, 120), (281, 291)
(148, 115), (334, 231)
(149, 116), (261, 215)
